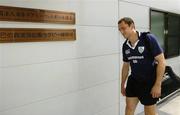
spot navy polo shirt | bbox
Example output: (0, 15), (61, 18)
(122, 32), (163, 81)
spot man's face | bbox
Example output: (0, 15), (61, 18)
(118, 21), (134, 39)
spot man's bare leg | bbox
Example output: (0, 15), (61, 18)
(125, 97), (139, 115)
(144, 104), (158, 115)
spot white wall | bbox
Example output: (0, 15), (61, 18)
(0, 0), (180, 115)
(0, 0), (120, 115)
(119, 0), (180, 114)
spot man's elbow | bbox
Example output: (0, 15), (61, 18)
(158, 57), (166, 69)
(156, 53), (166, 68)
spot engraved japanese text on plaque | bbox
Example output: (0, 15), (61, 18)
(0, 28), (76, 43)
(0, 5), (75, 24)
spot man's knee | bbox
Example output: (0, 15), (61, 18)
(125, 97), (139, 114)
(126, 103), (136, 112)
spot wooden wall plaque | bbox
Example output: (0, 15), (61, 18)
(0, 28), (76, 43)
(0, 5), (75, 24)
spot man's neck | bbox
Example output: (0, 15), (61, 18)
(128, 30), (138, 46)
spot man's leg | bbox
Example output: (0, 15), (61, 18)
(125, 97), (139, 115)
(144, 104), (158, 115)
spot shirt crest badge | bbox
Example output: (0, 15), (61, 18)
(125, 49), (130, 54)
(138, 46), (144, 54)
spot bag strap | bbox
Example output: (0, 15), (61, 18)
(141, 32), (154, 59)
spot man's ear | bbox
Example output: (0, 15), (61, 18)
(130, 23), (135, 29)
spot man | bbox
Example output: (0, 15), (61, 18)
(118, 17), (166, 115)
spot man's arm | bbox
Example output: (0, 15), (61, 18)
(151, 53), (166, 98)
(121, 62), (130, 96)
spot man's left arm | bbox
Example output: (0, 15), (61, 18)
(151, 53), (166, 98)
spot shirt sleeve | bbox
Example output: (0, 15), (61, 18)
(147, 34), (163, 57)
(122, 44), (129, 62)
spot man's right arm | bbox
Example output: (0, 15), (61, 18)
(121, 61), (130, 96)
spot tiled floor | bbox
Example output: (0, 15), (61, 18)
(159, 95), (180, 115)
(138, 109), (172, 115)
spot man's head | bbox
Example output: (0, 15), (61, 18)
(118, 17), (135, 39)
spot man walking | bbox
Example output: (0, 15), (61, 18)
(118, 17), (166, 115)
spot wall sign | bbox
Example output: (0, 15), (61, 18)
(0, 5), (75, 24)
(0, 28), (76, 43)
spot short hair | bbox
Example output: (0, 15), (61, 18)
(118, 17), (135, 27)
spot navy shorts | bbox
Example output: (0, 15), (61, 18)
(126, 76), (159, 105)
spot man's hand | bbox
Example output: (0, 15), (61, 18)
(151, 84), (161, 98)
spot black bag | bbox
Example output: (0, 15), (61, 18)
(160, 66), (180, 99)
